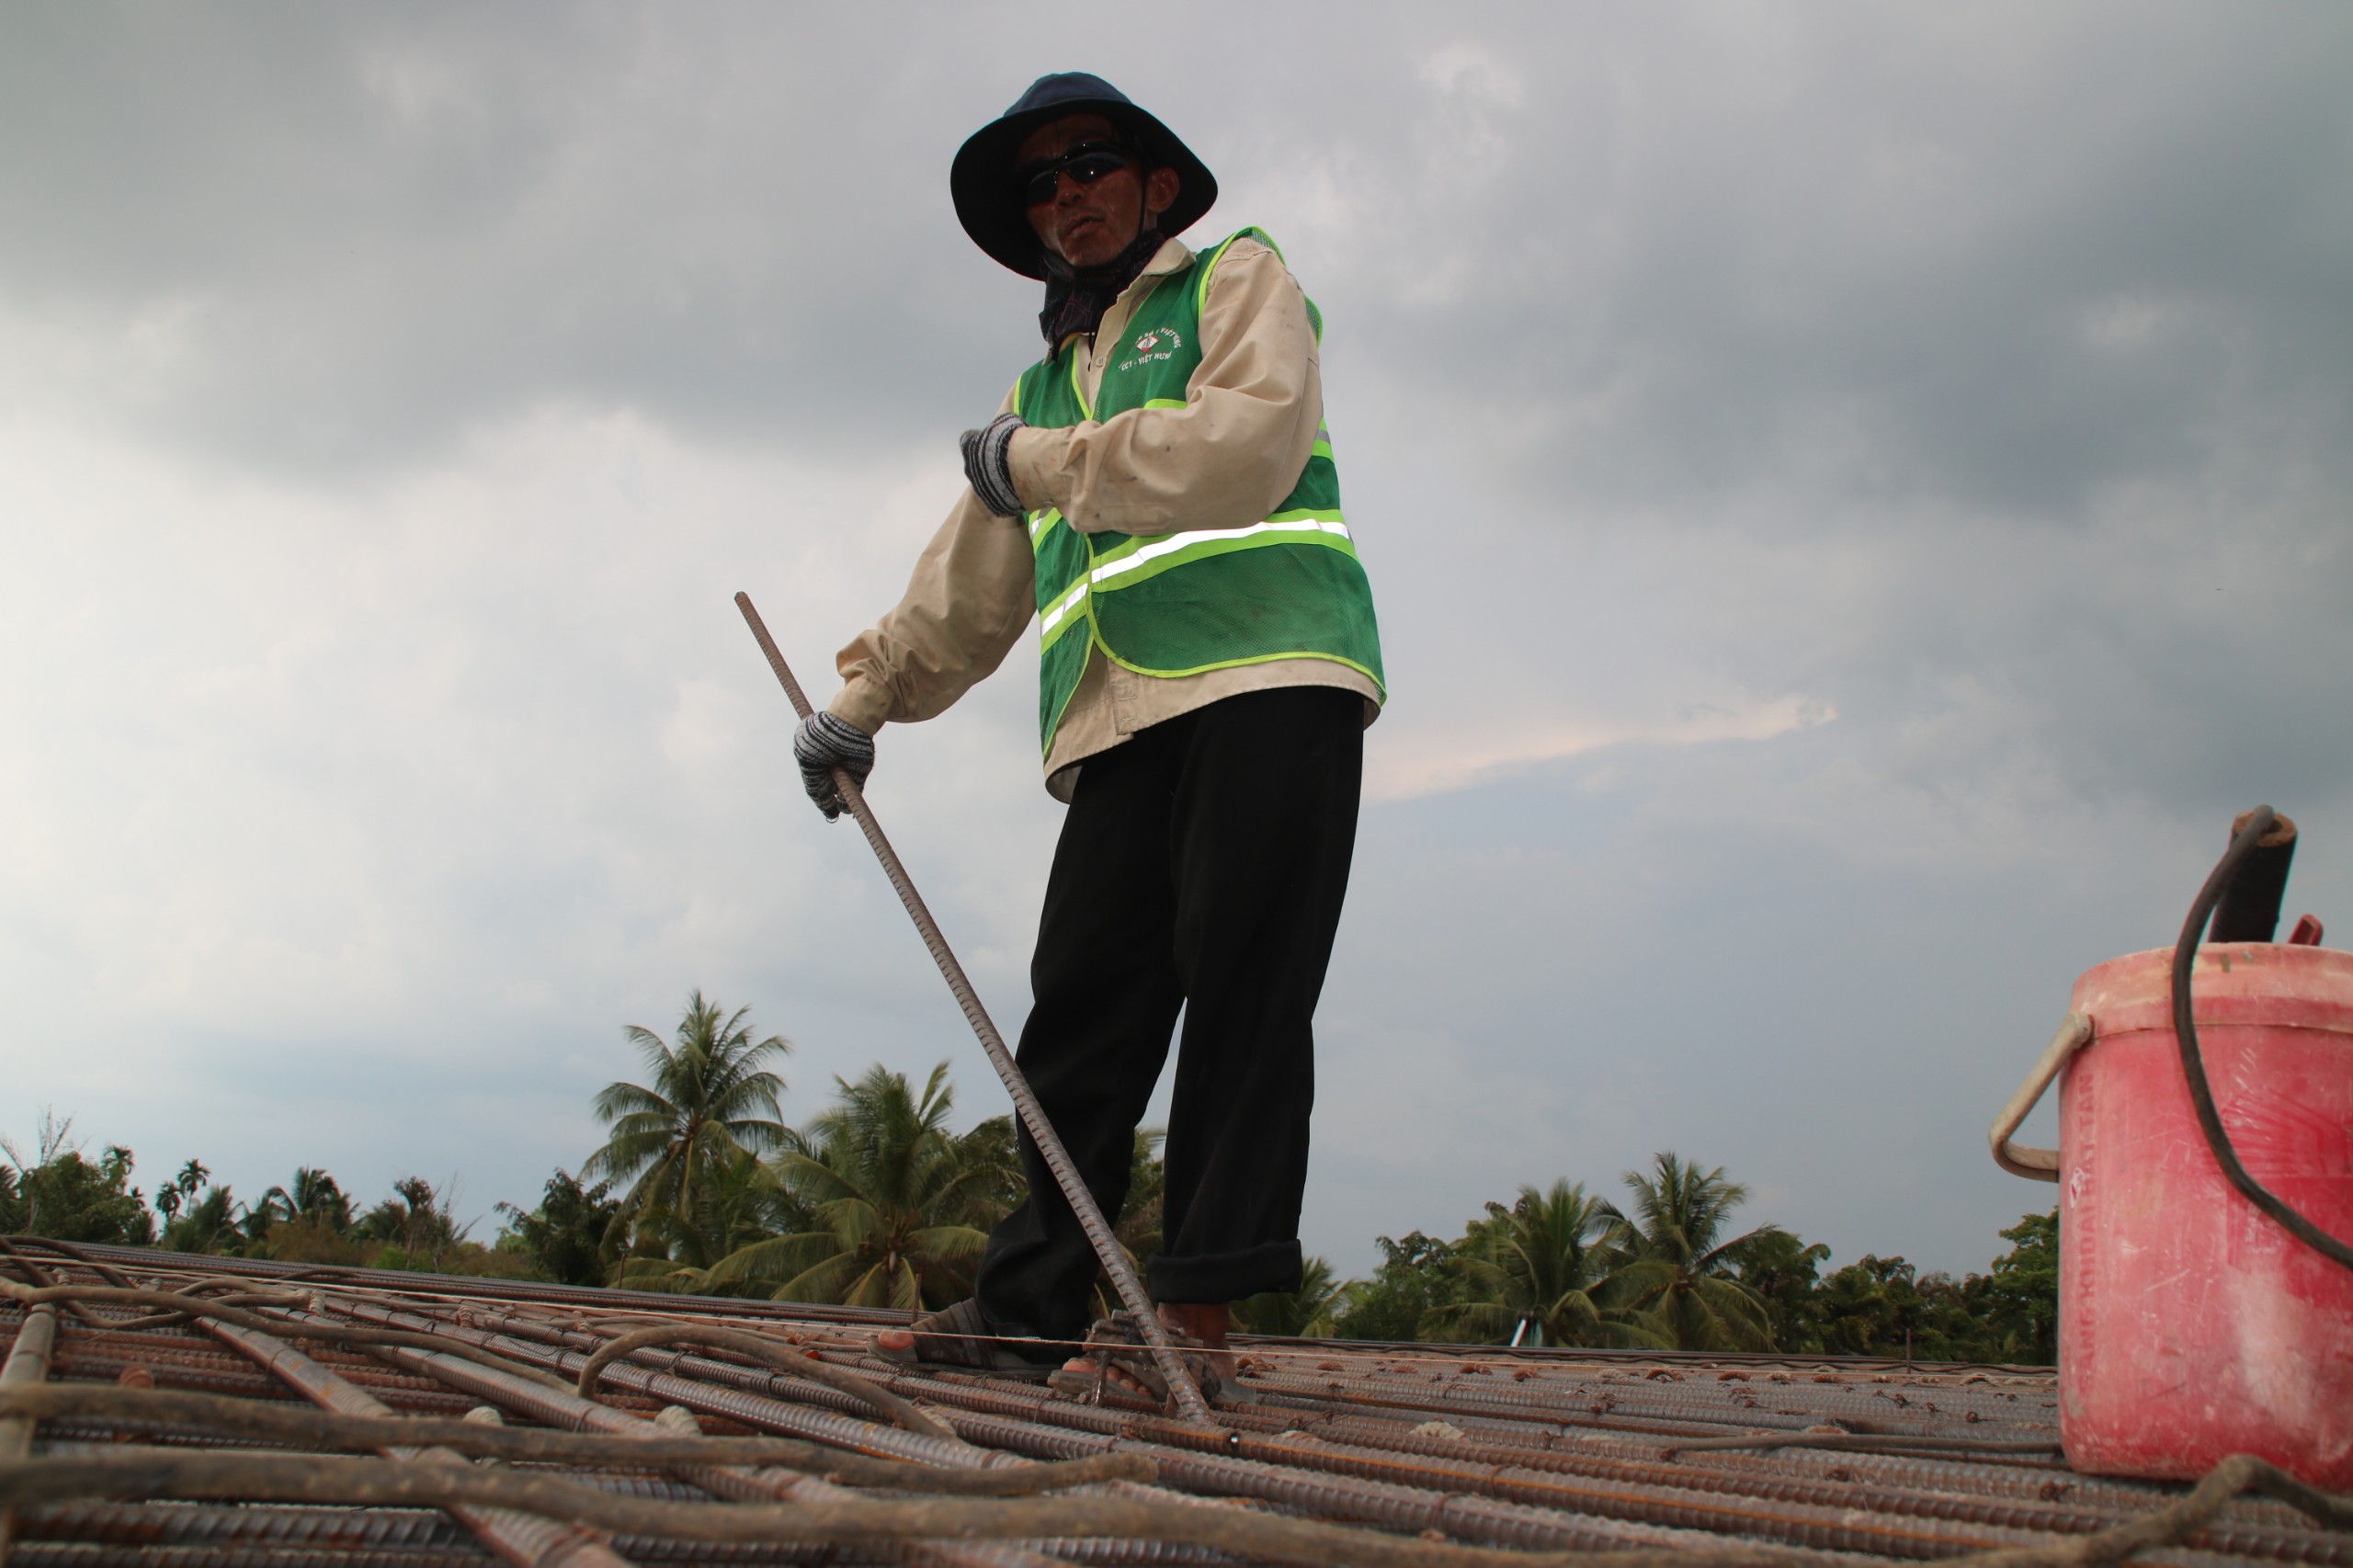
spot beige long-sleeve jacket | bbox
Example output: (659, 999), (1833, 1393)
(828, 233), (1381, 801)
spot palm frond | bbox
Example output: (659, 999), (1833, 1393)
(703, 1231), (837, 1288)
(906, 1223), (989, 1270)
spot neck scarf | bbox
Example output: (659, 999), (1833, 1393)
(1038, 224), (1165, 349)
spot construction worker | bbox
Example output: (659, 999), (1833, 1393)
(794, 73), (1383, 1395)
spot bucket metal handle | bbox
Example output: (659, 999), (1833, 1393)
(1989, 1011), (2094, 1182)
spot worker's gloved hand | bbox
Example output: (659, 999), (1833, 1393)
(792, 711), (875, 822)
(960, 412), (1027, 518)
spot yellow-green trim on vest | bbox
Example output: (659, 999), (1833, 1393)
(1096, 642), (1384, 689)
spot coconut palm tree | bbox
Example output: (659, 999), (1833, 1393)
(1425, 1181), (1672, 1348)
(1596, 1153), (1777, 1351)
(1112, 1127), (1165, 1261)
(617, 1145), (807, 1294)
(583, 992), (790, 1247)
(955, 1114), (1026, 1231)
(1233, 1256), (1347, 1337)
(701, 1062), (1007, 1309)
(353, 1176), (472, 1271)
(162, 1184), (245, 1256)
(152, 1158), (210, 1225)
(264, 1167), (354, 1232)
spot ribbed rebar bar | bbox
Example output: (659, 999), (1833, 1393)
(358, 1318), (1091, 1568)
(0, 1302), (58, 1564)
(885, 1358), (2339, 1562)
(10, 1259), (2351, 1566)
(15, 1500), (475, 1552)
(734, 590), (1214, 1430)
(203, 1318), (633, 1568)
(335, 1301), (995, 1471)
(649, 1403), (1069, 1568)
(0, 1279), (576, 1399)
(8, 1241), (912, 1330)
(347, 1299), (1727, 1557)
(10, 1546), (496, 1568)
(575, 1322), (955, 1441)
(378, 1298), (2353, 1566)
(607, 1540), (837, 1566)
(42, 1342), (483, 1415)
(1125, 1402), (2353, 1562)
(1241, 1368), (2047, 1442)
(987, 1543), (1242, 1568)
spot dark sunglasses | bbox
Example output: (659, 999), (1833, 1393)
(1017, 143), (1138, 207)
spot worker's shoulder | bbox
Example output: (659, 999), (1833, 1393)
(1196, 227), (1307, 302)
(1202, 228), (1293, 272)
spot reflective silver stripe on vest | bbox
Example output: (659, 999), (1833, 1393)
(1041, 516), (1357, 648)
(1038, 576), (1091, 643)
(1088, 517), (1353, 589)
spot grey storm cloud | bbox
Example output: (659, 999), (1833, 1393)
(7, 6), (2345, 512)
(0, 6), (1031, 467)
(1328, 8), (2353, 520)
(1, 1), (2347, 1277)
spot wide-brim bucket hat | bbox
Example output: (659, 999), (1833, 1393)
(952, 72), (1218, 279)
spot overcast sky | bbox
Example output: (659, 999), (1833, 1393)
(4, 3), (2347, 1281)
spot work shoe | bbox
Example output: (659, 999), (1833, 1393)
(868, 1298), (1064, 1378)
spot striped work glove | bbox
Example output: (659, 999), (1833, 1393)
(960, 412), (1027, 518)
(792, 711), (875, 821)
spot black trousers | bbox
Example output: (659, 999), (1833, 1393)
(972, 685), (1364, 1341)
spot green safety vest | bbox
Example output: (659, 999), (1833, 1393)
(1015, 228), (1385, 756)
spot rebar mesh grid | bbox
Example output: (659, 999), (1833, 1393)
(3, 1240), (2347, 1568)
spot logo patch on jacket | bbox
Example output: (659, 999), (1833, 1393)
(1119, 325), (1183, 373)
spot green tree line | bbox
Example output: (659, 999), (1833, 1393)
(0, 1110), (515, 1278)
(2, 993), (2057, 1363)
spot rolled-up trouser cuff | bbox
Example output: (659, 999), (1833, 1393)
(1147, 1239), (1302, 1304)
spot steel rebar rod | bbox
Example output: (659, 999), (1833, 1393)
(381, 1301), (1697, 1554)
(37, 1273), (2350, 1566)
(727, 1330), (2290, 1561)
(733, 589), (1214, 1429)
(645, 1403), (1072, 1568)
(574, 1323), (955, 1441)
(345, 1298), (2340, 1563)
(10, 1544), (494, 1568)
(351, 1301), (1720, 1557)
(0, 1385), (1144, 1497)
(28, 1329), (482, 1414)
(362, 1323), (1109, 1568)
(0, 1282), (571, 1393)
(11, 1444), (2353, 1568)
(1201, 1409), (2353, 1565)
(0, 1242), (112, 1335)
(16, 1498), (476, 1553)
(202, 1318), (634, 1568)
(799, 1371), (2352, 1564)
(337, 1301), (1008, 1474)
(0, 1302), (58, 1565)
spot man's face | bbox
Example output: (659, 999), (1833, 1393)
(1017, 112), (1182, 270)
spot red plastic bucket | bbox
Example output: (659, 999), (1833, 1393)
(1994, 943), (2353, 1483)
